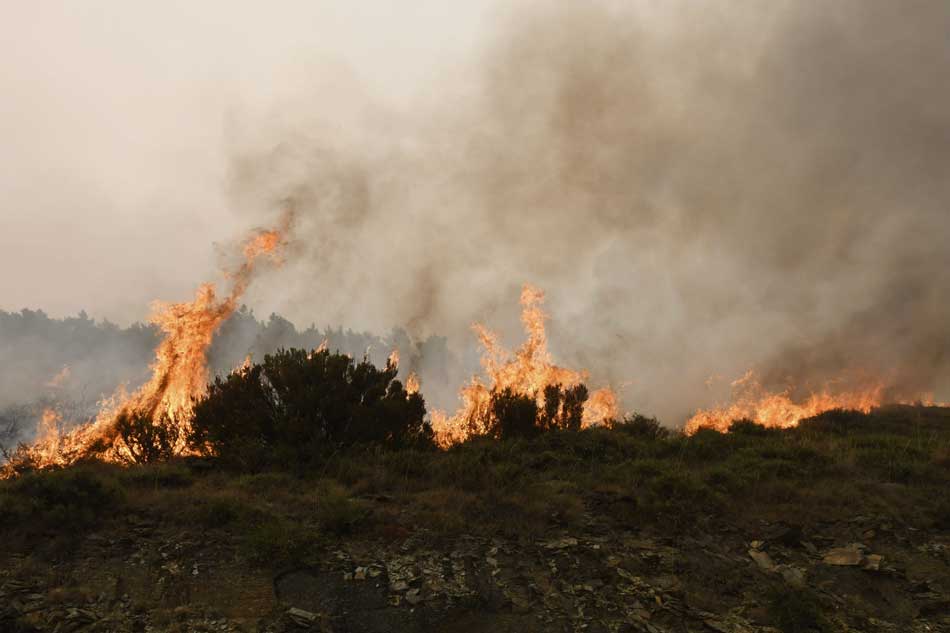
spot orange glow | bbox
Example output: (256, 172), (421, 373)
(685, 370), (889, 434)
(431, 284), (619, 446)
(405, 372), (421, 395)
(235, 355), (253, 374)
(4, 212), (293, 474)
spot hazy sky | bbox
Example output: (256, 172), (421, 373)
(0, 1), (499, 320)
(3, 1), (948, 422)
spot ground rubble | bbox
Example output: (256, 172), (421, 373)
(3, 512), (947, 633)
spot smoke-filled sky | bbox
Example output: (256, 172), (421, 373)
(3, 1), (949, 423)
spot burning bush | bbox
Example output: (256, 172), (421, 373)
(114, 409), (181, 464)
(474, 383), (591, 440)
(431, 285), (619, 445)
(187, 349), (431, 469)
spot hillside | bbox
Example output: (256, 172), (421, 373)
(1, 406), (948, 633)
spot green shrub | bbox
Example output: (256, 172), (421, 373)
(241, 516), (312, 566)
(192, 495), (254, 528)
(314, 482), (369, 535)
(188, 349), (432, 469)
(728, 419), (774, 436)
(120, 462), (194, 489)
(683, 428), (736, 461)
(798, 409), (870, 436)
(486, 388), (541, 439)
(852, 436), (933, 483)
(236, 472), (298, 494)
(703, 464), (751, 494)
(471, 383), (592, 440)
(641, 469), (719, 521)
(613, 414), (669, 439)
(0, 467), (124, 531)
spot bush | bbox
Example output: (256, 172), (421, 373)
(191, 494), (258, 529)
(613, 414), (668, 439)
(0, 467), (124, 531)
(188, 349), (432, 469)
(314, 482), (369, 535)
(474, 383), (591, 440)
(114, 409), (180, 464)
(728, 419), (774, 436)
(241, 516), (312, 566)
(797, 408), (870, 436)
(119, 462), (194, 489)
(486, 388), (540, 439)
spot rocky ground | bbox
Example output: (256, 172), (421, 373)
(1, 407), (948, 632)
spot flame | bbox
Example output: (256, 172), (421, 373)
(388, 349), (400, 368)
(431, 284), (619, 446)
(406, 372), (420, 395)
(684, 370), (889, 434)
(4, 212), (293, 473)
(235, 354), (253, 374)
(30, 409), (67, 468)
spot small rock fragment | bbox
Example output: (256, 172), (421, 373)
(287, 607), (318, 627)
(822, 546), (864, 566)
(779, 566), (806, 589)
(748, 549), (775, 572)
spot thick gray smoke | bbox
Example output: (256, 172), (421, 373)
(224, 0), (950, 422)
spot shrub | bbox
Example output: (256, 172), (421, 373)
(119, 462), (194, 489)
(0, 467), (124, 532)
(194, 495), (251, 528)
(314, 482), (369, 535)
(241, 516), (312, 566)
(474, 383), (591, 440)
(539, 384), (588, 432)
(613, 414), (669, 439)
(728, 419), (774, 436)
(236, 472), (298, 495)
(797, 408), (870, 436)
(683, 428), (736, 461)
(114, 409), (180, 464)
(188, 349), (432, 469)
(486, 388), (540, 439)
(641, 469), (719, 522)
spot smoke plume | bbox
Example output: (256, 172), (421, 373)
(224, 0), (950, 422)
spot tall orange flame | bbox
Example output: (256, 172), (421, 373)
(405, 372), (421, 395)
(431, 284), (619, 446)
(4, 212), (293, 473)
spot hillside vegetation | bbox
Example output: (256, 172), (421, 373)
(0, 351), (948, 632)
